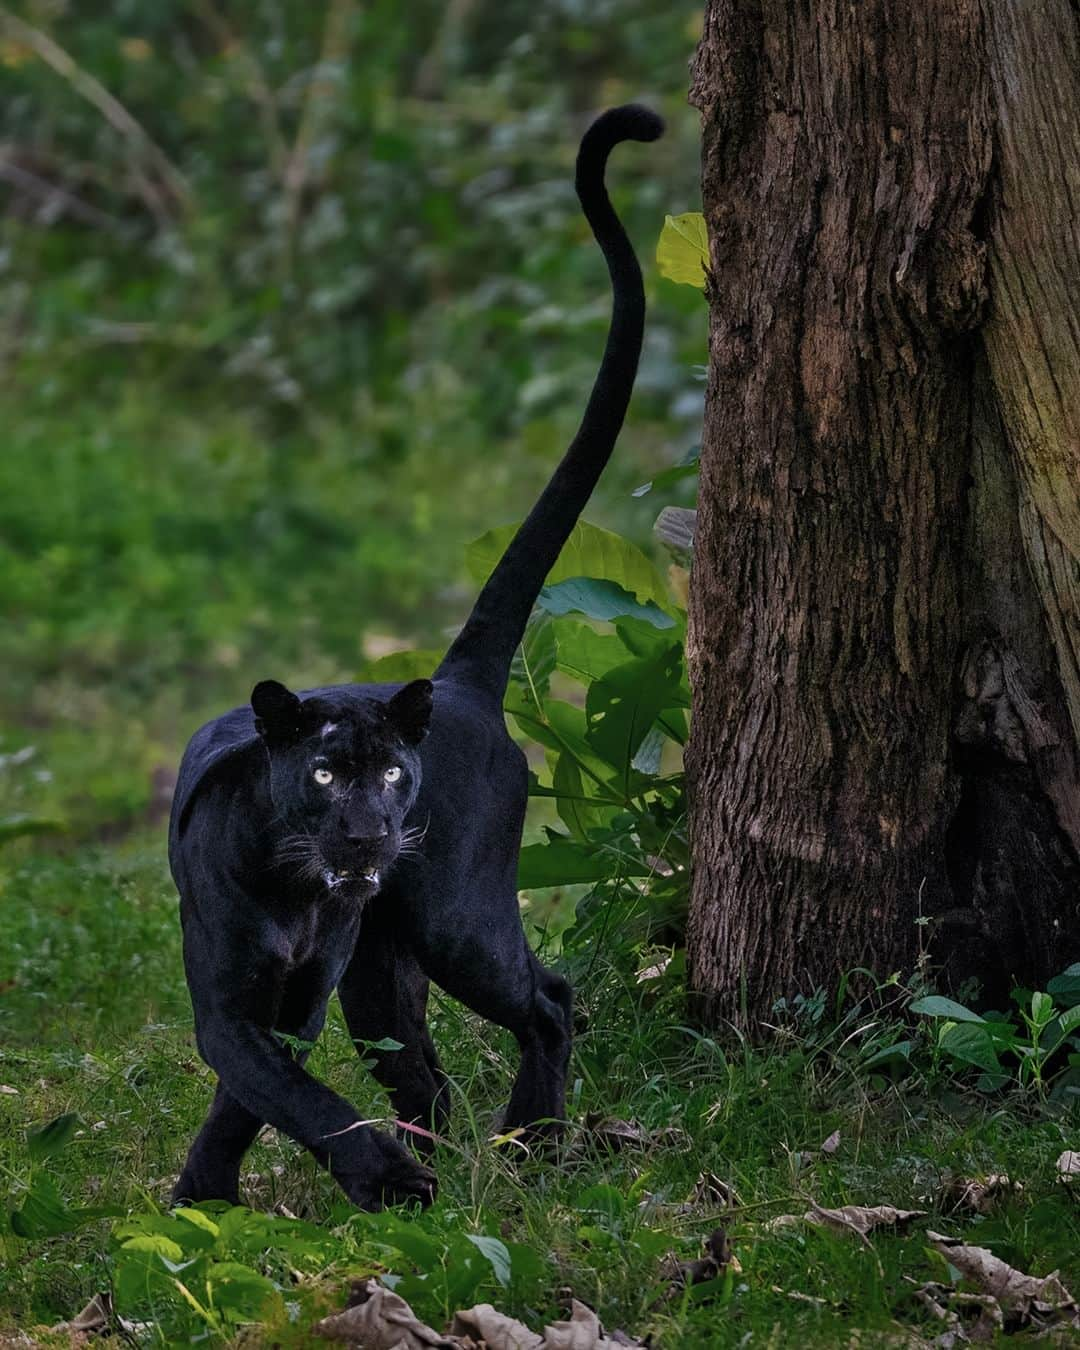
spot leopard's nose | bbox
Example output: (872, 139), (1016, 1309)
(345, 823), (388, 847)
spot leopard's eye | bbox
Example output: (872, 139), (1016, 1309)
(313, 767), (334, 786)
(384, 765), (402, 784)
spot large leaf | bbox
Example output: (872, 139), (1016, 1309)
(552, 620), (631, 686)
(504, 686), (619, 794)
(1048, 964), (1080, 1009)
(537, 578), (674, 629)
(207, 1261), (283, 1321)
(517, 836), (651, 889)
(27, 1111), (80, 1161)
(466, 520), (670, 607)
(938, 1022), (1001, 1073)
(552, 754), (618, 840)
(656, 212), (708, 288)
(510, 613), (557, 697)
(585, 644), (685, 789)
(909, 996), (985, 1023)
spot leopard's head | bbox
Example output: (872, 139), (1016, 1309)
(251, 678), (432, 898)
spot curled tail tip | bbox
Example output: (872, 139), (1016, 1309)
(583, 103), (665, 151)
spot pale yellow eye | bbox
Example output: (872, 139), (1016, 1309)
(384, 765), (402, 784)
(313, 767), (333, 785)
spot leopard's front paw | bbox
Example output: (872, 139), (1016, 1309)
(334, 1133), (437, 1212)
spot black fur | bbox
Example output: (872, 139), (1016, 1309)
(170, 104), (664, 1211)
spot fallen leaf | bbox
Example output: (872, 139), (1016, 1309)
(820, 1130), (841, 1155)
(0, 1085), (18, 1095)
(807, 1202), (926, 1237)
(585, 1117), (649, 1150)
(49, 1290), (153, 1339)
(636, 956), (671, 982)
(316, 1283), (646, 1349)
(939, 1173), (1020, 1215)
(315, 1279), (455, 1347)
(926, 1232), (1079, 1329)
(1057, 1150), (1080, 1179)
(541, 1300), (645, 1349)
(450, 1304), (543, 1350)
(583, 1117), (687, 1153)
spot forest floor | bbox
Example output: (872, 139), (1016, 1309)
(1, 826), (1078, 1347)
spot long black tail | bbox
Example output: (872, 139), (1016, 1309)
(434, 103), (664, 699)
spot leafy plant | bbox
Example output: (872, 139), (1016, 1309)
(910, 972), (1080, 1100)
(483, 521), (691, 959)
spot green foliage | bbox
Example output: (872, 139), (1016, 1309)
(911, 975), (1080, 1100)
(656, 212), (708, 287)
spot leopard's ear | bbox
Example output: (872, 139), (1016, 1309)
(386, 679), (433, 745)
(251, 680), (304, 741)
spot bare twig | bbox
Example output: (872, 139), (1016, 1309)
(0, 157), (125, 233)
(0, 7), (190, 219)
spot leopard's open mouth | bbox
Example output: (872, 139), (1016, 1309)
(321, 867), (380, 892)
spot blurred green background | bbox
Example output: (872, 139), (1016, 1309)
(0, 0), (705, 838)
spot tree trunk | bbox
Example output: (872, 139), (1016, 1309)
(686, 0), (1080, 1028)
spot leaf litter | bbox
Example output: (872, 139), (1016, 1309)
(315, 1278), (647, 1349)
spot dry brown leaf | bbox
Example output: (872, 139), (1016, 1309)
(1057, 1150), (1080, 1179)
(450, 1304), (543, 1350)
(635, 956), (671, 982)
(314, 1279), (455, 1347)
(48, 1290), (153, 1339)
(583, 1116), (686, 1153)
(541, 1300), (645, 1349)
(939, 1173), (1020, 1216)
(807, 1202), (927, 1237)
(585, 1117), (650, 1150)
(0, 1085), (19, 1095)
(927, 1232), (1079, 1328)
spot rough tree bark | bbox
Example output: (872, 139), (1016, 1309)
(685, 0), (1080, 1028)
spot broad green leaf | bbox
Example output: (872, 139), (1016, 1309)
(552, 754), (617, 840)
(467, 520), (669, 607)
(357, 649), (440, 683)
(365, 1214), (444, 1268)
(9, 1176), (78, 1238)
(511, 613), (557, 696)
(174, 1207), (220, 1238)
(552, 621), (629, 686)
(1048, 965), (1080, 1008)
(27, 1111), (80, 1161)
(909, 996), (985, 1023)
(517, 836), (650, 889)
(207, 1261), (283, 1320)
(1030, 990), (1055, 1028)
(938, 1022), (1001, 1073)
(538, 578), (674, 629)
(505, 686), (619, 793)
(656, 212), (708, 288)
(586, 645), (684, 789)
(630, 725), (665, 776)
(121, 1233), (187, 1262)
(465, 1234), (512, 1287)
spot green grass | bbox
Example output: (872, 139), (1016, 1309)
(2, 832), (1077, 1346)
